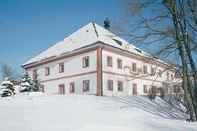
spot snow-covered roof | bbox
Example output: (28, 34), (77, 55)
(23, 22), (165, 66)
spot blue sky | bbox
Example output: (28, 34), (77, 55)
(0, 0), (124, 75)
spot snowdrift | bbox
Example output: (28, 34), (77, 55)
(0, 94), (196, 131)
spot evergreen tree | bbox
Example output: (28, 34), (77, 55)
(32, 76), (41, 92)
(0, 77), (15, 97)
(20, 72), (33, 92)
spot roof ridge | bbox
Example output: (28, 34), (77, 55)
(92, 22), (99, 38)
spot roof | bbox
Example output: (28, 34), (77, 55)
(23, 22), (166, 66)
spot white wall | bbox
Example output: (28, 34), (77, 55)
(102, 49), (177, 96)
(26, 50), (97, 95)
(43, 73), (97, 95)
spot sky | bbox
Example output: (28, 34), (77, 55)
(0, 0), (124, 76)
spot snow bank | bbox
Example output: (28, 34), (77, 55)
(0, 95), (196, 131)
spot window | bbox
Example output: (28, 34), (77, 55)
(143, 65), (148, 74)
(107, 80), (113, 91)
(171, 74), (174, 80)
(167, 72), (170, 80)
(33, 69), (37, 80)
(40, 85), (45, 92)
(117, 81), (123, 92)
(82, 56), (89, 68)
(132, 63), (137, 72)
(143, 85), (148, 93)
(58, 84), (65, 95)
(83, 80), (90, 92)
(151, 67), (156, 76)
(59, 63), (64, 73)
(45, 67), (50, 76)
(132, 83), (137, 95)
(158, 69), (162, 77)
(107, 56), (113, 67)
(117, 59), (122, 69)
(70, 82), (75, 93)
(157, 87), (161, 94)
(173, 85), (180, 93)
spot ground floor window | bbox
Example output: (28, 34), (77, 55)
(117, 81), (123, 92)
(132, 83), (137, 95)
(107, 80), (113, 91)
(58, 84), (65, 95)
(143, 85), (148, 94)
(70, 82), (75, 93)
(40, 85), (45, 93)
(173, 85), (181, 93)
(83, 80), (90, 92)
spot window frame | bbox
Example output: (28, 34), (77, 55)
(59, 63), (64, 73)
(143, 65), (148, 74)
(107, 79), (113, 91)
(82, 56), (89, 68)
(117, 81), (123, 92)
(33, 69), (37, 80)
(117, 58), (123, 69)
(107, 56), (113, 67)
(143, 85), (148, 94)
(69, 82), (75, 93)
(132, 83), (137, 95)
(132, 62), (137, 72)
(83, 80), (90, 92)
(45, 67), (50, 76)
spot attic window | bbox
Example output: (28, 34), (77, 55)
(153, 56), (159, 59)
(112, 39), (122, 46)
(135, 48), (142, 53)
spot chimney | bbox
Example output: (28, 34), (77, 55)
(104, 17), (111, 30)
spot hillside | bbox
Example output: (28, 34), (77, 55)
(0, 94), (196, 131)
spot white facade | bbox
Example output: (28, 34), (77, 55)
(23, 22), (181, 96)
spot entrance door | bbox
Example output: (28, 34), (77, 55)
(132, 83), (137, 95)
(59, 84), (65, 95)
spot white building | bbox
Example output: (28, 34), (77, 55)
(23, 22), (181, 96)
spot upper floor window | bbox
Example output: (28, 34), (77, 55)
(171, 74), (174, 80)
(45, 67), (50, 76)
(117, 81), (123, 91)
(33, 69), (37, 80)
(107, 79), (113, 91)
(143, 65), (148, 74)
(167, 72), (170, 80)
(107, 56), (113, 67)
(83, 80), (90, 92)
(82, 56), (89, 68)
(70, 82), (75, 93)
(117, 59), (123, 69)
(158, 69), (162, 77)
(151, 67), (156, 76)
(132, 63), (137, 72)
(59, 63), (64, 73)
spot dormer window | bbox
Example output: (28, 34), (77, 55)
(112, 39), (122, 46)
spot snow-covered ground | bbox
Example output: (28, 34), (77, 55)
(0, 93), (196, 131)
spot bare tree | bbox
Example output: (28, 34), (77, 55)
(119, 0), (197, 121)
(1, 64), (13, 79)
